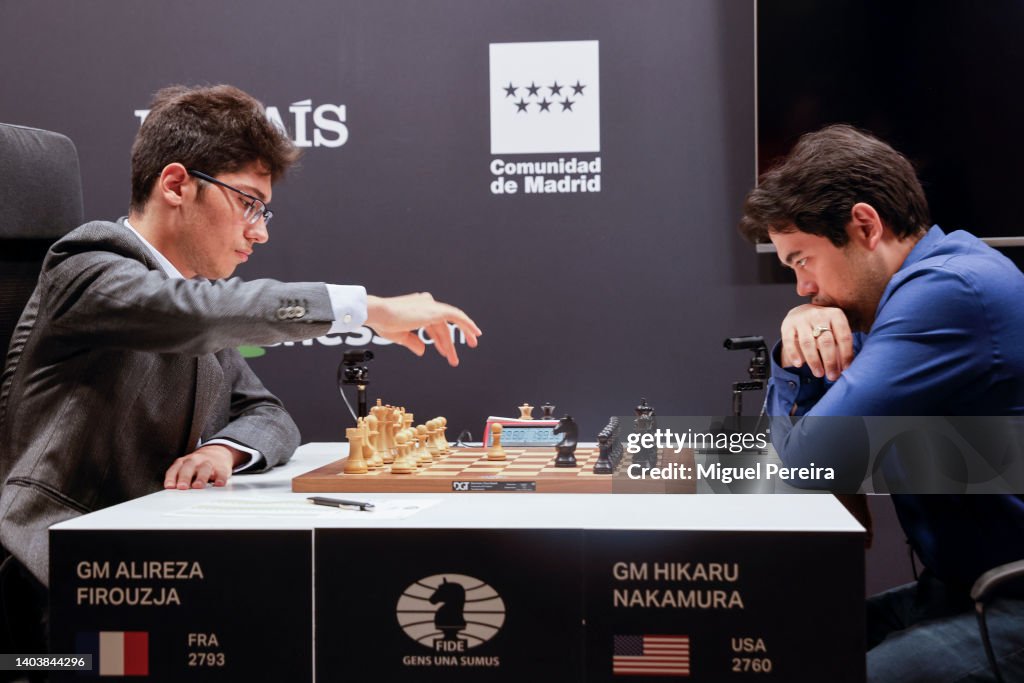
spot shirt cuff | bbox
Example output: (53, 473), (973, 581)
(325, 285), (368, 334)
(203, 438), (265, 473)
(769, 340), (829, 415)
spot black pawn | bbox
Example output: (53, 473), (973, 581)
(593, 433), (614, 474)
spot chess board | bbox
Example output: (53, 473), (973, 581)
(291, 446), (695, 494)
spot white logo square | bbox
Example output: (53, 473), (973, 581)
(489, 40), (600, 155)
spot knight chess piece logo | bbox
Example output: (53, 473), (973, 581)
(489, 40), (600, 154)
(396, 574), (506, 652)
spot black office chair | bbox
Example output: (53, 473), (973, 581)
(0, 122), (84, 353)
(972, 559), (1024, 683)
(902, 530), (1024, 682)
(0, 122), (84, 657)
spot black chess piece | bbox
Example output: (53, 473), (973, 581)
(635, 398), (654, 418)
(609, 417), (623, 468)
(541, 402), (556, 420)
(634, 398), (655, 432)
(631, 445), (648, 469)
(593, 432), (613, 474)
(553, 415), (579, 467)
(430, 578), (467, 641)
(644, 443), (659, 469)
(632, 399), (656, 470)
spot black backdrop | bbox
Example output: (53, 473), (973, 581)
(758, 0), (1024, 272)
(0, 0), (793, 441)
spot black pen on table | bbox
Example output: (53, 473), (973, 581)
(307, 496), (375, 511)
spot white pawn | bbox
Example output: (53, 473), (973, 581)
(390, 431), (414, 474)
(413, 425), (432, 465)
(435, 416), (451, 455)
(488, 424), (507, 461)
(427, 419), (443, 460)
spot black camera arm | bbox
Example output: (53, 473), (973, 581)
(723, 336), (768, 418)
(337, 350), (375, 419)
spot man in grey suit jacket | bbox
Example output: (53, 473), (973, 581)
(0, 84), (481, 608)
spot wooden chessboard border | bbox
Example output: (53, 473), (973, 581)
(291, 446), (695, 494)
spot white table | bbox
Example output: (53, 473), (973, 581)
(50, 443), (866, 682)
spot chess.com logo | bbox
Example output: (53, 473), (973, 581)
(396, 574), (506, 652)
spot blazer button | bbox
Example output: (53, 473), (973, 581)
(294, 306), (306, 318)
(276, 308), (289, 320)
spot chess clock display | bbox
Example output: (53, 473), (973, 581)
(483, 418), (560, 447)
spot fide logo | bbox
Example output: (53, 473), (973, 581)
(489, 40), (600, 154)
(396, 574), (506, 652)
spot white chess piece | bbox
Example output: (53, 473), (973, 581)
(343, 427), (368, 474)
(488, 424), (507, 461)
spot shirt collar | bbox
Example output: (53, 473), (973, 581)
(122, 218), (185, 280)
(897, 225), (946, 273)
(872, 225), (946, 324)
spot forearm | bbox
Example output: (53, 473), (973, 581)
(201, 349), (301, 472)
(206, 405), (300, 472)
(767, 342), (870, 491)
(46, 255), (336, 354)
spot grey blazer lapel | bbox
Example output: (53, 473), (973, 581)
(187, 353), (224, 450)
(113, 217), (220, 450)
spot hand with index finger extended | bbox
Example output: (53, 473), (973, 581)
(365, 293), (482, 367)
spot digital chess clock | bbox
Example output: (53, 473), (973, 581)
(483, 418), (560, 447)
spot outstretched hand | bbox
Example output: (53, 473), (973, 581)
(780, 304), (855, 381)
(365, 293), (481, 367)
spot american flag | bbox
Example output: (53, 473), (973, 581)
(613, 635), (690, 676)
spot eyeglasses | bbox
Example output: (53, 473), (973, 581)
(187, 170), (273, 226)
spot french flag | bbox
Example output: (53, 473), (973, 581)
(76, 631), (148, 676)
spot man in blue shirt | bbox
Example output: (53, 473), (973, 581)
(739, 124), (1024, 682)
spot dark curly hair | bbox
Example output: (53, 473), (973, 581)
(740, 124), (929, 246)
(130, 84), (300, 212)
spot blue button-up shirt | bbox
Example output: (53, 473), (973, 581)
(767, 226), (1024, 587)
